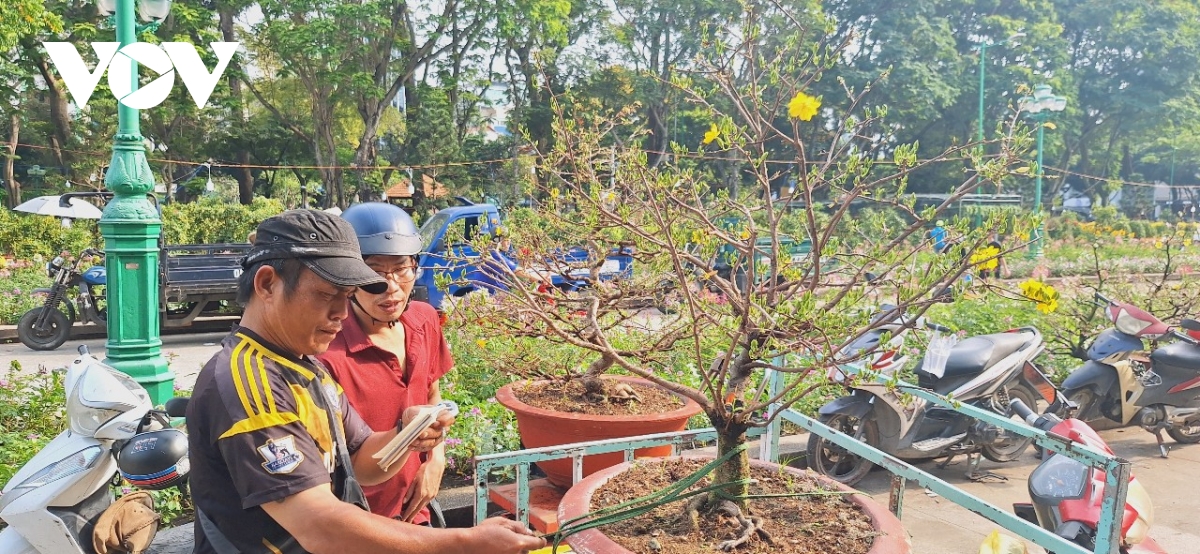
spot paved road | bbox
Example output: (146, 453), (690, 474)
(847, 427), (1200, 553)
(0, 331), (229, 391)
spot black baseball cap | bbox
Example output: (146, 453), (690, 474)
(243, 209), (388, 294)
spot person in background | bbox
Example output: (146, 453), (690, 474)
(319, 202), (453, 524)
(186, 209), (544, 554)
(929, 220), (948, 253)
(976, 231), (1010, 280)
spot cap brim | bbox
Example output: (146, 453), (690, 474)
(302, 256), (389, 295)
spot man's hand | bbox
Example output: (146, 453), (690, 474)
(471, 517), (546, 553)
(400, 457), (445, 522)
(400, 406), (456, 453)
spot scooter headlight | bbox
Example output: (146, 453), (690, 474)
(0, 445), (104, 511)
(1028, 452), (1088, 502)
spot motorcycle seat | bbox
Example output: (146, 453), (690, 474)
(928, 332), (1032, 379)
(83, 266), (106, 285)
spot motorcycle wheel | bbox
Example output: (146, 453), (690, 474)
(805, 413), (879, 486)
(981, 385), (1038, 463)
(1167, 422), (1200, 444)
(1064, 387), (1102, 423)
(17, 306), (72, 351)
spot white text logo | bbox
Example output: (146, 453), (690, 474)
(42, 42), (239, 110)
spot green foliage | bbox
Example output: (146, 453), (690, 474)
(161, 196), (285, 245)
(116, 485), (191, 527)
(0, 360), (66, 487)
(0, 211), (98, 260)
(0, 262), (51, 325)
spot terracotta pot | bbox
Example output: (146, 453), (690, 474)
(495, 377), (703, 489)
(558, 456), (911, 554)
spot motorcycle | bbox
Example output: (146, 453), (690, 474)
(808, 322), (1059, 486)
(17, 248), (107, 351)
(0, 346), (189, 554)
(1008, 397), (1167, 553)
(1061, 293), (1200, 457)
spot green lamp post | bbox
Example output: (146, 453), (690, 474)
(1018, 84), (1067, 259)
(95, 0), (175, 405)
(971, 33), (1023, 227)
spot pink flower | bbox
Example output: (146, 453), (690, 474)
(469, 407), (482, 417)
(0, 378), (9, 388)
(445, 438), (463, 447)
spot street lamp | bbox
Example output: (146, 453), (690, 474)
(94, 0), (175, 404)
(972, 33), (1024, 228)
(1018, 84), (1067, 259)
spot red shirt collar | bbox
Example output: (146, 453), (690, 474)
(339, 301), (377, 354)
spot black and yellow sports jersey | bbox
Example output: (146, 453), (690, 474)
(187, 327), (373, 554)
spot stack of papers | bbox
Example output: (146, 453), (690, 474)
(373, 401), (458, 472)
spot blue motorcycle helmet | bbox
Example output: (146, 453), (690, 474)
(341, 202), (424, 257)
(341, 202), (425, 325)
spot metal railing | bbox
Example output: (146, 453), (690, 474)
(473, 369), (1131, 554)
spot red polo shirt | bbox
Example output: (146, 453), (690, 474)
(317, 300), (454, 522)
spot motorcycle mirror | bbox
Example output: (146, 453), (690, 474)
(164, 397), (190, 418)
(926, 322), (952, 334)
(78, 344), (90, 356)
(1181, 319), (1200, 332)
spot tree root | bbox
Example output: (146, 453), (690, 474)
(678, 495), (705, 533)
(714, 500), (772, 551)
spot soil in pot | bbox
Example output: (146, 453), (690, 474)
(511, 378), (687, 415)
(588, 458), (879, 554)
(500, 377), (703, 488)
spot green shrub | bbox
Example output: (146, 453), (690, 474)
(0, 211), (98, 260)
(0, 264), (53, 325)
(0, 361), (67, 487)
(161, 196), (285, 245)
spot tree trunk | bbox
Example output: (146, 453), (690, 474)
(5, 114), (19, 208)
(219, 6), (255, 204)
(28, 46), (71, 173)
(712, 420), (750, 511)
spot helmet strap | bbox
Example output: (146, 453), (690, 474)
(350, 294), (401, 328)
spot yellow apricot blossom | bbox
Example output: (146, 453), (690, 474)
(702, 123), (720, 145)
(1019, 279), (1059, 314)
(787, 91), (821, 121)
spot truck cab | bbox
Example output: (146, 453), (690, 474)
(412, 203), (502, 310)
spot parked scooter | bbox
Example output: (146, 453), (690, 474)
(0, 346), (189, 554)
(1061, 293), (1200, 457)
(1008, 397), (1167, 553)
(17, 248), (107, 351)
(808, 322), (1058, 486)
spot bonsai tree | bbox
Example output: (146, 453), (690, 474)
(459, 4), (1034, 549)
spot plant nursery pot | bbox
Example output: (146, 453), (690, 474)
(557, 456), (911, 554)
(495, 376), (703, 489)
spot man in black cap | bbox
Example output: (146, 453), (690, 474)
(187, 210), (545, 554)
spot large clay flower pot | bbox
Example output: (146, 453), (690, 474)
(495, 376), (703, 489)
(558, 456), (911, 554)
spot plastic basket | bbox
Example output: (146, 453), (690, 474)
(922, 330), (958, 378)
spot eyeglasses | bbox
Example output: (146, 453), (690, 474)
(371, 264), (420, 284)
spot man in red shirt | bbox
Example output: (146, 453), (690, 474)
(319, 202), (452, 524)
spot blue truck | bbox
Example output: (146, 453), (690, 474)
(410, 200), (634, 311)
